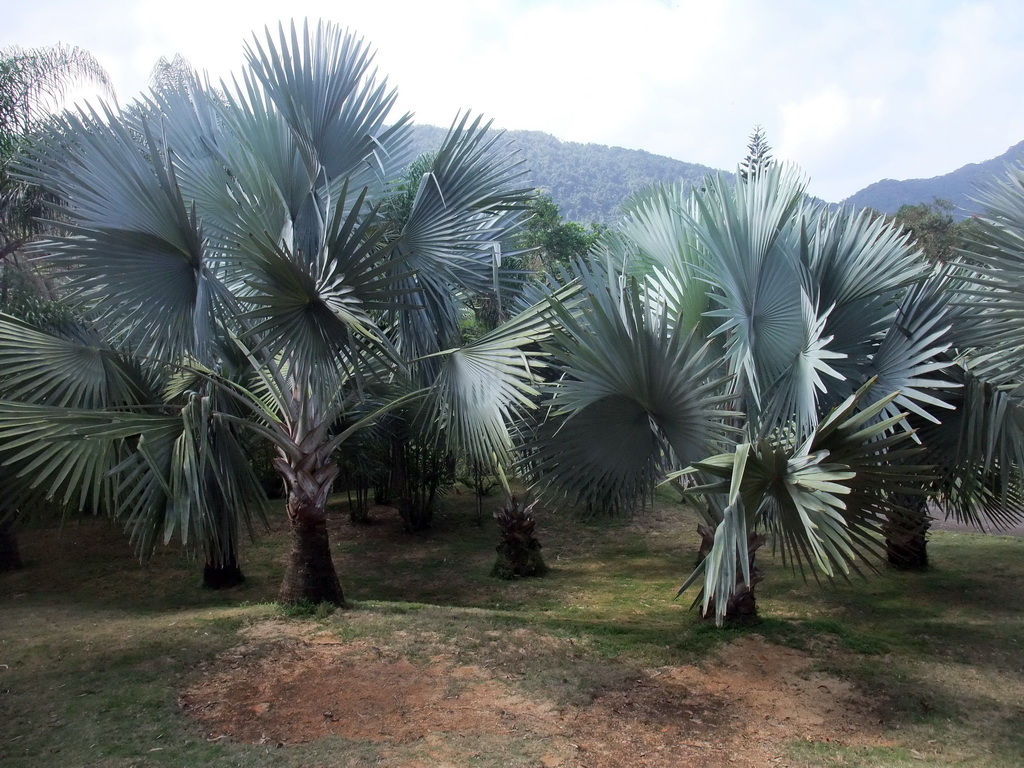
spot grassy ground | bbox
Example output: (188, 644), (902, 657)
(1, 487), (1022, 767)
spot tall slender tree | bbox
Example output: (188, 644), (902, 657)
(738, 124), (774, 183)
(1, 44), (113, 262)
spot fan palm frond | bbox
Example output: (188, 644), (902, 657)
(676, 382), (927, 624)
(244, 20), (408, 187)
(394, 113), (533, 366)
(532, 261), (734, 514)
(420, 282), (578, 466)
(0, 314), (159, 408)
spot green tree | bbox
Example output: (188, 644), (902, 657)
(890, 198), (981, 264)
(0, 21), (550, 603)
(738, 124), (774, 183)
(515, 194), (603, 272)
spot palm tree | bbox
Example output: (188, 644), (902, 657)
(0, 20), (547, 604)
(936, 163), (1024, 530)
(0, 43), (113, 573)
(531, 166), (959, 622)
(1, 43), (113, 266)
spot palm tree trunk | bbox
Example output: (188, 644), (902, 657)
(274, 454), (344, 605)
(884, 495), (930, 570)
(203, 543), (245, 589)
(279, 516), (343, 604)
(0, 516), (23, 572)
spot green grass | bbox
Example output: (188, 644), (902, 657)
(2, 492), (1023, 766)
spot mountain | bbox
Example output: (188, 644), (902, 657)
(408, 125), (723, 224)
(843, 140), (1024, 219)
(408, 124), (1024, 224)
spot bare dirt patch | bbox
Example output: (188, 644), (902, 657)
(180, 621), (887, 767)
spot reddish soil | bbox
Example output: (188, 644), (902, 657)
(180, 621), (890, 767)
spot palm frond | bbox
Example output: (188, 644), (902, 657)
(532, 262), (734, 513)
(239, 182), (404, 391)
(917, 367), (1024, 529)
(699, 170), (844, 437)
(0, 314), (159, 408)
(420, 282), (578, 466)
(956, 163), (1024, 354)
(394, 113), (533, 363)
(858, 270), (958, 424)
(114, 392), (268, 558)
(676, 382), (928, 624)
(0, 401), (169, 514)
(617, 183), (711, 336)
(19, 105), (230, 361)
(244, 20), (407, 186)
(1, 43), (114, 136)
(797, 205), (926, 411)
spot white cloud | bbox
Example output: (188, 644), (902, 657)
(776, 87), (887, 197)
(4, 0), (1024, 202)
(780, 88), (855, 157)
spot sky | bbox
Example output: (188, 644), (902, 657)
(3, 0), (1023, 203)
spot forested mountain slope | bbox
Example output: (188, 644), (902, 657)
(409, 125), (1024, 222)
(408, 125), (722, 223)
(844, 140), (1024, 218)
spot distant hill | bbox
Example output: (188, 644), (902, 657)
(408, 125), (723, 224)
(407, 125), (1024, 224)
(843, 140), (1024, 219)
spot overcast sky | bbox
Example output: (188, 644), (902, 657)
(3, 0), (1022, 203)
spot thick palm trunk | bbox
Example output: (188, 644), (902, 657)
(279, 515), (343, 604)
(0, 516), (23, 572)
(884, 495), (930, 570)
(275, 453), (344, 606)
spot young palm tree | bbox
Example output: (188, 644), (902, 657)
(0, 20), (546, 603)
(532, 166), (959, 622)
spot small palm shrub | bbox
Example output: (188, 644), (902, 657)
(491, 496), (547, 579)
